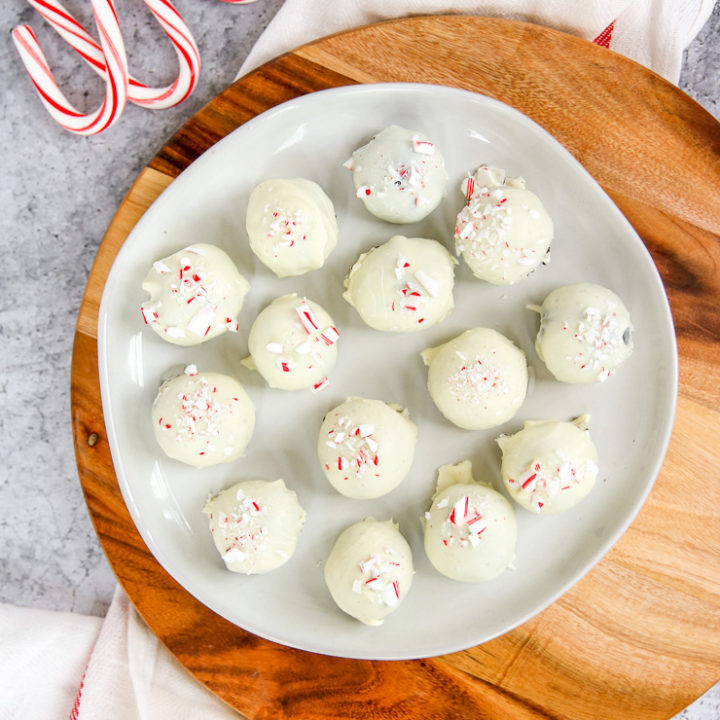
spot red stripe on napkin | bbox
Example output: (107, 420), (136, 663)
(68, 665), (88, 720)
(593, 20), (615, 48)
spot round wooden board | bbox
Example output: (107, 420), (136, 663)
(72, 16), (720, 720)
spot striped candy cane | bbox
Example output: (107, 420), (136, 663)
(18, 0), (200, 110)
(12, 0), (128, 135)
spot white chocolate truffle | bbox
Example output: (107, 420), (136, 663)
(343, 235), (456, 332)
(424, 461), (516, 582)
(244, 294), (339, 391)
(531, 283), (634, 383)
(454, 165), (553, 285)
(422, 328), (528, 430)
(324, 519), (413, 626)
(141, 243), (249, 346)
(497, 416), (599, 514)
(203, 479), (305, 574)
(347, 125), (447, 223)
(317, 398), (417, 499)
(245, 178), (338, 277)
(152, 365), (255, 468)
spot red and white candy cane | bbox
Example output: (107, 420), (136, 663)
(17, 0), (200, 111)
(12, 0), (128, 135)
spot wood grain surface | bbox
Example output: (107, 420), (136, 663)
(71, 16), (720, 720)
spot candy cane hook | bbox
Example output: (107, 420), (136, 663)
(12, 0), (128, 135)
(19, 0), (201, 110)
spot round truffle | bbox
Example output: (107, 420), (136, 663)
(141, 243), (249, 346)
(324, 519), (414, 626)
(423, 461), (516, 582)
(317, 398), (417, 499)
(497, 416), (599, 514)
(454, 165), (553, 284)
(531, 282), (634, 383)
(343, 235), (456, 332)
(245, 178), (338, 277)
(422, 328), (528, 430)
(244, 294), (339, 391)
(203, 479), (305, 574)
(347, 125), (447, 223)
(151, 365), (255, 468)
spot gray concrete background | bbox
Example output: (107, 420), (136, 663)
(1, 2), (718, 717)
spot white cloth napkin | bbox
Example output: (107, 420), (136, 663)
(0, 586), (237, 720)
(239, 0), (715, 82)
(2, 2), (714, 718)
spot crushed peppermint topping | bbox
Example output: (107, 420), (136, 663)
(412, 136), (435, 155)
(161, 375), (237, 455)
(214, 491), (268, 565)
(571, 306), (626, 380)
(355, 553), (402, 607)
(509, 457), (599, 512)
(437, 493), (488, 548)
(447, 353), (508, 407)
(391, 256), (437, 320)
(141, 301), (161, 325)
(326, 415), (379, 480)
(263, 205), (307, 258)
(311, 377), (329, 393)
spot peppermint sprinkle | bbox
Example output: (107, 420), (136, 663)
(439, 494), (488, 548)
(414, 270), (439, 298)
(296, 301), (319, 334)
(187, 304), (217, 337)
(513, 458), (598, 512)
(412, 137), (435, 155)
(184, 364), (198, 376)
(153, 260), (171, 275)
(327, 417), (379, 478)
(266, 342), (284, 354)
(215, 494), (268, 566)
(356, 185), (373, 198)
(320, 326), (340, 346)
(141, 302), (161, 325)
(572, 306), (626, 377)
(463, 176), (476, 203)
(447, 357), (508, 407)
(355, 554), (402, 607)
(311, 377), (329, 393)
(277, 358), (296, 373)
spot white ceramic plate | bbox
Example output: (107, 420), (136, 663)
(98, 83), (677, 660)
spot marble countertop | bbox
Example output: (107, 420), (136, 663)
(1, 3), (718, 718)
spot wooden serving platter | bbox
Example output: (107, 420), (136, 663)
(71, 16), (720, 720)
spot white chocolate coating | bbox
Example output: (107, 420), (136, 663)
(454, 165), (553, 285)
(244, 294), (339, 391)
(245, 178), (338, 277)
(422, 328), (528, 430)
(203, 479), (305, 574)
(347, 125), (447, 223)
(532, 282), (634, 383)
(423, 461), (516, 582)
(152, 365), (255, 468)
(343, 235), (456, 332)
(317, 398), (417, 499)
(497, 416), (599, 514)
(324, 519), (413, 626)
(141, 243), (249, 346)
